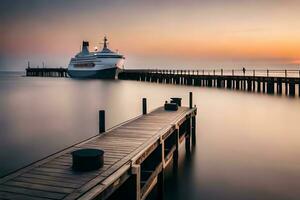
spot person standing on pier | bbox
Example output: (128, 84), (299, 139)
(243, 67), (246, 76)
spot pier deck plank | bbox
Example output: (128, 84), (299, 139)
(0, 106), (196, 200)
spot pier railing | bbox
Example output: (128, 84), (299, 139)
(121, 69), (300, 78)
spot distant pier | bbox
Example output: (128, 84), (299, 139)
(25, 67), (300, 97)
(0, 96), (197, 200)
(118, 69), (300, 97)
(26, 67), (68, 77)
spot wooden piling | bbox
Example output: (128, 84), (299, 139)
(267, 79), (275, 94)
(157, 168), (165, 200)
(277, 79), (282, 95)
(289, 80), (295, 97)
(192, 116), (196, 146)
(99, 110), (105, 134)
(185, 119), (191, 155)
(299, 82), (300, 97)
(142, 98), (147, 115)
(189, 92), (193, 109)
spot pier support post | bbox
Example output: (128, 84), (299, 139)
(236, 79), (240, 90)
(247, 79), (252, 92)
(277, 79), (282, 95)
(185, 119), (191, 155)
(257, 80), (261, 92)
(189, 92), (193, 109)
(173, 129), (179, 173)
(99, 110), (105, 134)
(267, 79), (274, 94)
(289, 80), (295, 97)
(157, 169), (165, 200)
(227, 78), (232, 89)
(217, 78), (221, 88)
(142, 98), (147, 115)
(192, 116), (196, 146)
(208, 78), (212, 87)
(131, 165), (141, 200)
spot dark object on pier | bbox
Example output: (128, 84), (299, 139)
(72, 148), (104, 171)
(170, 97), (182, 106)
(164, 102), (178, 111)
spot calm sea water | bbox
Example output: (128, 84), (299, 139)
(1, 71), (300, 200)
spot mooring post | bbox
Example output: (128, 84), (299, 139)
(99, 110), (105, 134)
(142, 98), (147, 115)
(189, 92), (193, 109)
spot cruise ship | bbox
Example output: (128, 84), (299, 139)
(68, 36), (125, 79)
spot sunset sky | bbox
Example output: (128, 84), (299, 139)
(1, 0), (300, 70)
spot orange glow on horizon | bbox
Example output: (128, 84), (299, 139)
(2, 0), (300, 67)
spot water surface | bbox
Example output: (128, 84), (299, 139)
(1, 72), (300, 200)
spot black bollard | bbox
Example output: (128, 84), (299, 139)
(72, 148), (104, 171)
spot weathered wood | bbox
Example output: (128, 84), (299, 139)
(0, 185), (66, 199)
(0, 191), (47, 200)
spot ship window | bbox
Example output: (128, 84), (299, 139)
(74, 63), (95, 68)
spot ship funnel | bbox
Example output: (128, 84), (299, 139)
(81, 41), (89, 55)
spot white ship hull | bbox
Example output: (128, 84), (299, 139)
(67, 37), (125, 79)
(68, 57), (124, 79)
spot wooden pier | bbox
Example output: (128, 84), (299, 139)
(26, 67), (68, 77)
(118, 69), (300, 97)
(24, 67), (300, 97)
(0, 97), (197, 200)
